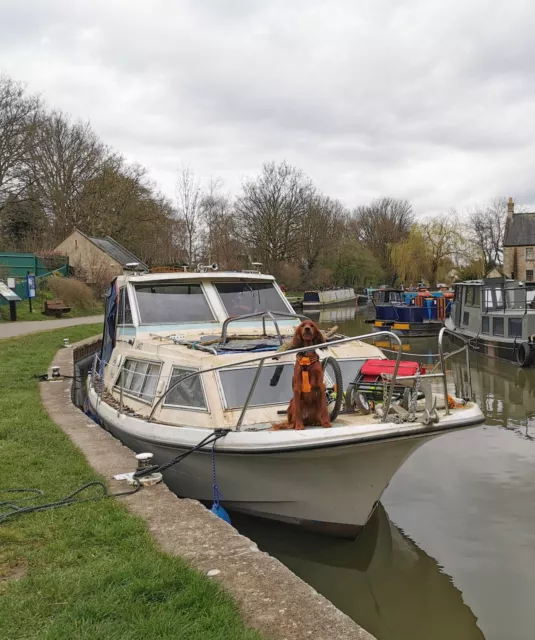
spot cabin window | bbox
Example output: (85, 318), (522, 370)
(335, 359), (367, 385)
(481, 316), (489, 333)
(526, 248), (534, 260)
(508, 318), (523, 338)
(454, 285), (461, 302)
(465, 287), (475, 306)
(218, 359), (363, 409)
(483, 288), (504, 311)
(117, 288), (133, 325)
(219, 364), (294, 409)
(493, 317), (504, 336)
(473, 287), (481, 307)
(164, 367), (208, 410)
(463, 311), (469, 325)
(116, 359), (161, 403)
(134, 283), (215, 324)
(214, 282), (289, 318)
(526, 270), (534, 282)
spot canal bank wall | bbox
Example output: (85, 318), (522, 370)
(41, 336), (376, 640)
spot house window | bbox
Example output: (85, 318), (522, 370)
(481, 316), (489, 333)
(508, 318), (523, 338)
(116, 359), (161, 403)
(463, 311), (469, 325)
(526, 270), (534, 281)
(526, 248), (534, 260)
(164, 367), (208, 410)
(493, 317), (504, 336)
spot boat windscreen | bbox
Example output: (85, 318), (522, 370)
(135, 283), (215, 323)
(214, 282), (288, 318)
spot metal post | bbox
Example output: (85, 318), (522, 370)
(465, 345), (472, 400)
(382, 339), (402, 421)
(119, 363), (124, 413)
(236, 360), (264, 429)
(438, 327), (450, 415)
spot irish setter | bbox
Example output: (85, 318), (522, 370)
(278, 320), (331, 430)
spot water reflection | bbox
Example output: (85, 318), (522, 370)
(447, 345), (535, 439)
(232, 504), (484, 640)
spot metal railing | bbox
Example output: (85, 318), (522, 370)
(144, 330), (404, 425)
(220, 310), (310, 344)
(93, 327), (472, 428)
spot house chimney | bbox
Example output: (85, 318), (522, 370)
(507, 197), (514, 220)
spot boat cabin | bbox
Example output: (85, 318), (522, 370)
(449, 276), (535, 342)
(97, 271), (377, 431)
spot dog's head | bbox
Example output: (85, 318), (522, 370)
(292, 319), (324, 349)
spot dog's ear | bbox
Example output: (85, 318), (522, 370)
(311, 323), (324, 346)
(292, 325), (304, 349)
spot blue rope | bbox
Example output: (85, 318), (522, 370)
(210, 440), (230, 524)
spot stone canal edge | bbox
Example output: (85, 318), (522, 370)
(41, 336), (377, 640)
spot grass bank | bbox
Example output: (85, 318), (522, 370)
(0, 293), (103, 323)
(0, 326), (261, 640)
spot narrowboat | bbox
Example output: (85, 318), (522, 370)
(88, 266), (484, 537)
(445, 276), (535, 367)
(369, 288), (453, 338)
(302, 288), (356, 308)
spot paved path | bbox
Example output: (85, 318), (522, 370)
(0, 315), (103, 339)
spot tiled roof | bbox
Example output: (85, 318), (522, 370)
(504, 213), (535, 246)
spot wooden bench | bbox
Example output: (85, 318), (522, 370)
(43, 299), (71, 318)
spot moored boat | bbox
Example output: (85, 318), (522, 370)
(369, 288), (453, 338)
(88, 267), (484, 537)
(303, 288), (356, 308)
(446, 275), (535, 367)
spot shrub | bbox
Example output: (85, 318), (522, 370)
(47, 276), (96, 310)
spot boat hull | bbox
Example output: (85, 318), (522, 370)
(445, 321), (524, 366)
(371, 320), (444, 337)
(88, 388), (483, 537)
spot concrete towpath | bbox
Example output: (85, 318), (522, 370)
(0, 315), (104, 339)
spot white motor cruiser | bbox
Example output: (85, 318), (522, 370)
(88, 266), (485, 537)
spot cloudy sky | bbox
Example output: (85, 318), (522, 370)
(1, 0), (535, 214)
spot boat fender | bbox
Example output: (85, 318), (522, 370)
(516, 342), (534, 368)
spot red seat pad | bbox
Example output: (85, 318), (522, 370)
(360, 359), (420, 380)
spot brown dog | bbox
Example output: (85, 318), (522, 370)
(279, 320), (331, 430)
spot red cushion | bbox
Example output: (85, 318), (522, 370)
(360, 359), (419, 379)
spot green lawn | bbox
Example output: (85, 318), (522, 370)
(0, 326), (261, 640)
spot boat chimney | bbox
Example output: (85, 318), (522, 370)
(507, 197), (515, 220)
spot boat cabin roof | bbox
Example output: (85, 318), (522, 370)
(119, 271), (275, 285)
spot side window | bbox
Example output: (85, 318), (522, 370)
(493, 317), (504, 336)
(165, 367), (208, 410)
(508, 318), (523, 338)
(118, 288), (133, 325)
(116, 359), (161, 403)
(463, 311), (469, 325)
(481, 316), (489, 333)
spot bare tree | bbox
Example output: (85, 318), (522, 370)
(0, 76), (40, 209)
(352, 197), (414, 283)
(176, 166), (202, 266)
(235, 161), (315, 276)
(27, 111), (107, 237)
(468, 197), (523, 271)
(299, 195), (347, 284)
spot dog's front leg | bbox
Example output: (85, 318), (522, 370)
(293, 388), (305, 430)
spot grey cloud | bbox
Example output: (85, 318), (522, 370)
(1, 0), (535, 213)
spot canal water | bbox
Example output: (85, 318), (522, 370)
(232, 305), (535, 640)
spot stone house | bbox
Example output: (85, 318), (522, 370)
(55, 230), (148, 284)
(503, 198), (535, 282)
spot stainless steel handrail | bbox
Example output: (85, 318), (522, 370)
(220, 310), (310, 344)
(144, 330), (403, 425)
